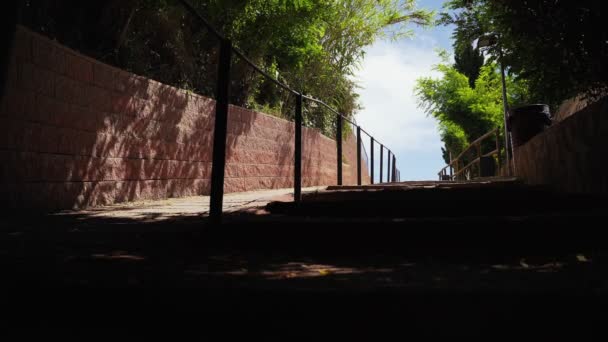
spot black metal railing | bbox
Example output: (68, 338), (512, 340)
(177, 0), (401, 222)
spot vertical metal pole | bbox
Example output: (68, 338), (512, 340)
(356, 126), (362, 186)
(209, 38), (232, 223)
(476, 142), (482, 178)
(336, 114), (343, 185)
(392, 155), (396, 182)
(495, 129), (501, 174)
(294, 93), (302, 202)
(499, 49), (512, 176)
(370, 137), (374, 184)
(387, 151), (391, 183)
(449, 151), (453, 180)
(379, 145), (384, 183)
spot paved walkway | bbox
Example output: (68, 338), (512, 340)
(54, 186), (325, 222)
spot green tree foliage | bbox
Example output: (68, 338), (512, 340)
(454, 43), (484, 88)
(19, 0), (433, 136)
(415, 55), (528, 163)
(441, 0), (608, 108)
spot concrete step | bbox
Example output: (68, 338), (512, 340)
(212, 178), (608, 256)
(212, 210), (608, 257)
(268, 183), (605, 218)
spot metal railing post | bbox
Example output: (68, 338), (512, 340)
(380, 145), (384, 183)
(370, 137), (374, 184)
(209, 38), (232, 223)
(387, 151), (391, 183)
(495, 129), (501, 174)
(392, 155), (396, 182)
(294, 93), (302, 202)
(476, 142), (482, 177)
(336, 114), (343, 185)
(356, 126), (362, 185)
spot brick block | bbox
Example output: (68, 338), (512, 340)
(32, 34), (65, 74)
(124, 96), (147, 117)
(56, 128), (95, 156)
(163, 88), (191, 113)
(3, 53), (19, 93)
(20, 62), (54, 97)
(13, 27), (33, 62)
(87, 181), (116, 206)
(258, 176), (291, 189)
(0, 150), (17, 181)
(117, 72), (149, 99)
(231, 106), (250, 121)
(37, 94), (68, 126)
(56, 127), (76, 155)
(74, 131), (97, 156)
(38, 125), (61, 154)
(98, 113), (121, 135)
(135, 159), (152, 180)
(199, 162), (212, 179)
(194, 116), (215, 132)
(178, 161), (197, 179)
(14, 152), (30, 182)
(92, 62), (118, 90)
(224, 177), (246, 193)
(77, 106), (104, 132)
(65, 52), (93, 83)
(109, 94), (129, 115)
(110, 135), (134, 159)
(62, 181), (88, 209)
(0, 119), (21, 149)
(120, 137), (144, 159)
(55, 74), (84, 105)
(243, 177), (261, 191)
(88, 85), (112, 113)
(22, 123), (43, 152)
(1, 88), (25, 118)
(192, 178), (211, 195)
(73, 155), (97, 181)
(193, 145), (212, 162)
(134, 180), (153, 200)
(21, 183), (45, 209)
(42, 153), (68, 182)
(124, 159), (142, 180)
(108, 158), (127, 181)
(225, 163), (241, 178)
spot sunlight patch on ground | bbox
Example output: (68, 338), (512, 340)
(51, 187), (325, 222)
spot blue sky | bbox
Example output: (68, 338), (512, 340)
(354, 0), (455, 181)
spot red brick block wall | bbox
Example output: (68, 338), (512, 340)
(0, 26), (369, 210)
(514, 97), (608, 194)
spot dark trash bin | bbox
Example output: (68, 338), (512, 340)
(507, 104), (552, 148)
(479, 156), (496, 177)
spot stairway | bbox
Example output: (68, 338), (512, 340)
(3, 178), (606, 335)
(213, 177), (608, 257)
(205, 178), (608, 335)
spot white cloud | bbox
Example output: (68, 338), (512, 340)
(352, 37), (447, 180)
(354, 39), (442, 151)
